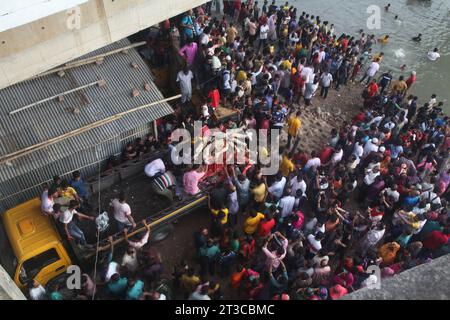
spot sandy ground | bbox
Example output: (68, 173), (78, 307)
(293, 82), (363, 154)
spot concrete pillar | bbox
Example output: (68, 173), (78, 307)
(0, 0), (209, 90)
(0, 264), (26, 300)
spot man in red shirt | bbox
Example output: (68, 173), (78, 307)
(291, 71), (305, 103)
(405, 71), (417, 94)
(423, 230), (449, 251)
(293, 149), (309, 168)
(340, 36), (350, 52)
(352, 108), (366, 125)
(319, 146), (334, 164)
(258, 212), (276, 240)
(207, 86), (220, 109)
(367, 80), (379, 98)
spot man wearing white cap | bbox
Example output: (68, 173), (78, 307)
(362, 137), (379, 158)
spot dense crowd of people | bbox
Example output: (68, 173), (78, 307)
(32, 1), (449, 300)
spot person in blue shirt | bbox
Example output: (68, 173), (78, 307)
(69, 170), (88, 201)
(126, 278), (145, 300)
(402, 191), (420, 208)
(180, 10), (195, 44)
(390, 142), (404, 160)
(218, 248), (237, 277)
(396, 230), (413, 248)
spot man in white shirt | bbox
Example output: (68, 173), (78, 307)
(427, 48), (440, 61)
(122, 246), (140, 273)
(279, 190), (296, 218)
(60, 200), (95, 247)
(363, 166), (381, 186)
(301, 65), (315, 84)
(199, 28), (210, 45)
(28, 280), (47, 300)
(176, 66), (194, 103)
(258, 23), (269, 51)
(289, 31), (300, 46)
(360, 224), (385, 255)
(307, 232), (324, 254)
(110, 193), (137, 231)
(320, 71), (333, 99)
(268, 173), (287, 200)
(41, 187), (58, 216)
(363, 138), (379, 158)
(360, 59), (380, 85)
(289, 173), (307, 197)
(383, 185), (400, 203)
(331, 147), (344, 166)
(304, 151), (321, 172)
(144, 158), (166, 179)
(353, 140), (364, 159)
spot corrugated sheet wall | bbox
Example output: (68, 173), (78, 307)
(0, 122), (154, 212)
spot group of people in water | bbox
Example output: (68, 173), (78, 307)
(31, 1), (449, 300)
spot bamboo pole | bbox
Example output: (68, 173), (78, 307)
(0, 94), (181, 164)
(32, 41), (147, 79)
(9, 80), (104, 115)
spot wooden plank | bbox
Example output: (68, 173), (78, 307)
(9, 80), (104, 115)
(32, 41), (147, 79)
(0, 94), (181, 164)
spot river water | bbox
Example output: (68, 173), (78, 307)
(272, 0), (450, 111)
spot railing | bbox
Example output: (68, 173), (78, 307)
(85, 149), (169, 195)
(83, 189), (210, 259)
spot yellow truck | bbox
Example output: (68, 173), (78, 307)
(2, 191), (209, 292)
(2, 198), (72, 291)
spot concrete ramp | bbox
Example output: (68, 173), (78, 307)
(343, 255), (450, 300)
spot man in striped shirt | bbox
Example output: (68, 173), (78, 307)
(150, 171), (176, 203)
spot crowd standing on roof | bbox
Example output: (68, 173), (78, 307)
(33, 1), (450, 300)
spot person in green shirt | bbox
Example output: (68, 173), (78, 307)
(396, 230), (413, 248)
(107, 273), (128, 297)
(49, 283), (63, 300)
(231, 231), (240, 253)
(199, 239), (220, 276)
(126, 278), (145, 300)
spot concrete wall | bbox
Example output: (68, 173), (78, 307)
(0, 0), (208, 90)
(343, 254), (450, 300)
(0, 265), (26, 300)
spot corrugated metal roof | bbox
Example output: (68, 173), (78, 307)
(0, 38), (173, 182)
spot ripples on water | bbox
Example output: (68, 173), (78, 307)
(274, 0), (450, 110)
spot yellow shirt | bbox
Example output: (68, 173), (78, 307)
(281, 59), (292, 71)
(211, 208), (229, 225)
(244, 212), (265, 235)
(60, 187), (77, 199)
(280, 155), (295, 177)
(390, 80), (408, 94)
(251, 183), (266, 203)
(373, 53), (384, 63)
(378, 37), (389, 44)
(378, 242), (400, 266)
(180, 274), (200, 293)
(269, 45), (275, 55)
(288, 116), (301, 137)
(236, 70), (247, 83)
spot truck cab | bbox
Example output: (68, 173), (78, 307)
(2, 198), (71, 291)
